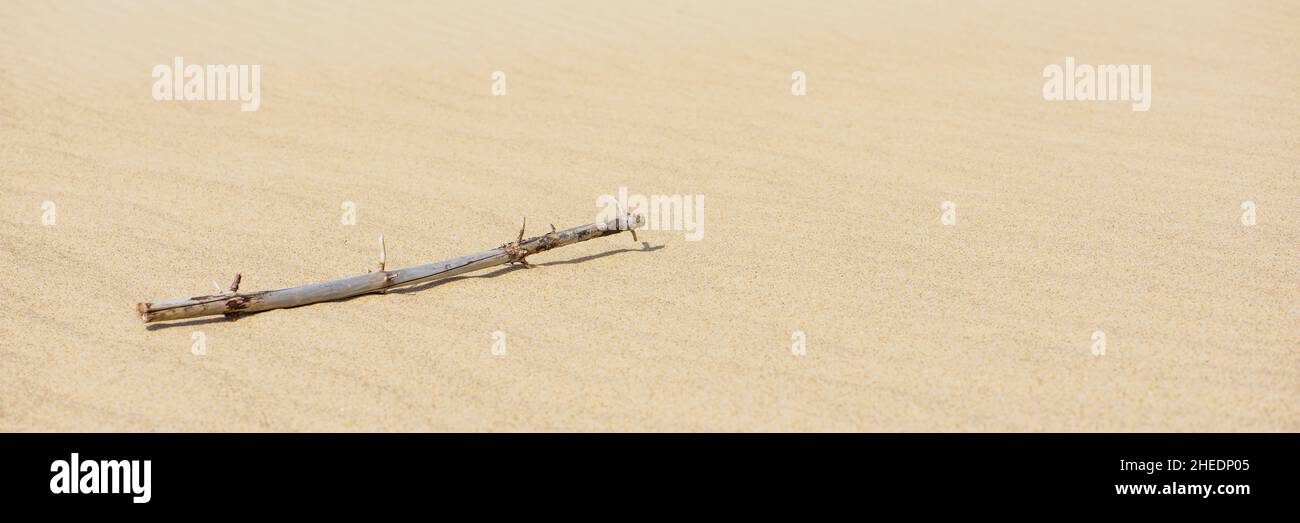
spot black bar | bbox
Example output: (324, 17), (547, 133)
(1, 434), (1291, 512)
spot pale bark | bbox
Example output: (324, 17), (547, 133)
(138, 214), (644, 324)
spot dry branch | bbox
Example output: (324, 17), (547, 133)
(137, 214), (644, 324)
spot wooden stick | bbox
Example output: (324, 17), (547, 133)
(137, 214), (644, 324)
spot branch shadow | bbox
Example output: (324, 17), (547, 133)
(536, 242), (664, 267)
(143, 242), (663, 331)
(145, 315), (236, 331)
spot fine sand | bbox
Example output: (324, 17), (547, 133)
(1, 1), (1297, 431)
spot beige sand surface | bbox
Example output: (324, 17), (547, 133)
(1, 1), (1297, 431)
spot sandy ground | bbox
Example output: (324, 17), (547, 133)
(1, 0), (1296, 432)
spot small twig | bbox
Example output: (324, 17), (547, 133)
(137, 214), (645, 324)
